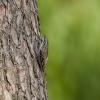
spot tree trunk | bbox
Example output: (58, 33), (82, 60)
(0, 0), (48, 100)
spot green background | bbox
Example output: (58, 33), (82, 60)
(38, 0), (100, 100)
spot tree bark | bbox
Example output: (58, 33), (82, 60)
(0, 0), (48, 100)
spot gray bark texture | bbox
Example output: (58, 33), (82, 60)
(0, 0), (48, 100)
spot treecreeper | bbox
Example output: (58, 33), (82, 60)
(33, 35), (48, 72)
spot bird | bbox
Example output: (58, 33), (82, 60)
(33, 35), (48, 72)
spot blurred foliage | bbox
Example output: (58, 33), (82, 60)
(38, 0), (100, 100)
